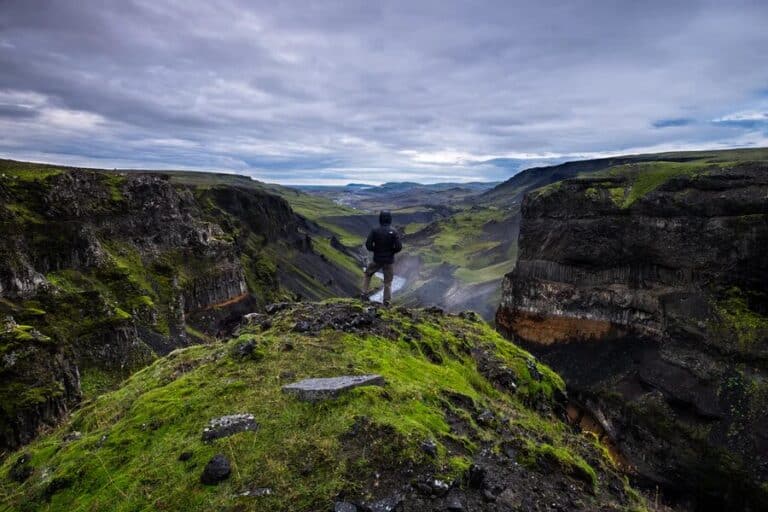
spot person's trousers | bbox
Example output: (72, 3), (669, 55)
(362, 261), (394, 303)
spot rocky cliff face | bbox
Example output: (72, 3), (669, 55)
(0, 161), (361, 452)
(496, 161), (768, 509)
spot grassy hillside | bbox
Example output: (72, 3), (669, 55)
(481, 147), (768, 207)
(407, 207), (515, 274)
(0, 301), (650, 512)
(396, 206), (517, 318)
(532, 150), (768, 211)
(161, 169), (369, 246)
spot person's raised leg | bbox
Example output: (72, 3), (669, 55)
(361, 262), (379, 300)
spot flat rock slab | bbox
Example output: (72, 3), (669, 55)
(202, 414), (258, 442)
(282, 375), (385, 402)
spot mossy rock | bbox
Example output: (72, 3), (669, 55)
(0, 301), (649, 511)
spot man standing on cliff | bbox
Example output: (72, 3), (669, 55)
(361, 210), (402, 306)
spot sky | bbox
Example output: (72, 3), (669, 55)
(1, 0), (768, 185)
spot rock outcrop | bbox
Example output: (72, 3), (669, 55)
(496, 161), (768, 509)
(0, 300), (656, 511)
(0, 161), (361, 451)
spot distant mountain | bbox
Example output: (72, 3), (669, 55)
(296, 180), (500, 211)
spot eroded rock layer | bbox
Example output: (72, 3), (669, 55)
(0, 162), (359, 451)
(497, 162), (768, 510)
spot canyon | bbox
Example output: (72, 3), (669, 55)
(2, 149), (767, 511)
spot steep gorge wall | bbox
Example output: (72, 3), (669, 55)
(0, 165), (358, 451)
(496, 162), (768, 509)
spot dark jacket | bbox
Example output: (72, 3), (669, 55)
(365, 223), (402, 264)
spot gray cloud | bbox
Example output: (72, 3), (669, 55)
(1, 0), (768, 184)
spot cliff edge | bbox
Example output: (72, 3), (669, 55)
(497, 159), (768, 509)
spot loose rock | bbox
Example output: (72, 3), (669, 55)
(265, 302), (290, 315)
(200, 454), (231, 485)
(467, 464), (486, 489)
(231, 339), (258, 359)
(526, 358), (543, 382)
(334, 502), (357, 512)
(429, 478), (450, 497)
(202, 414), (258, 442)
(445, 493), (464, 511)
(293, 320), (312, 333)
(420, 438), (438, 457)
(367, 493), (404, 512)
(8, 452), (33, 483)
(62, 431), (82, 442)
(238, 486), (273, 497)
(477, 409), (495, 426)
(242, 312), (269, 328)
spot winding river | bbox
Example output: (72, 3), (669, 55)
(369, 273), (406, 303)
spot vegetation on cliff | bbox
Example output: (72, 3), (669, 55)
(0, 160), (365, 452)
(0, 301), (650, 511)
(497, 152), (768, 509)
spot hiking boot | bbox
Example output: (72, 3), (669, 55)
(383, 300), (392, 307)
(359, 293), (370, 302)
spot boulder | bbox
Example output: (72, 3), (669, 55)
(282, 375), (385, 402)
(200, 454), (230, 485)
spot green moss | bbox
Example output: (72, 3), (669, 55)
(315, 220), (365, 247)
(608, 187), (626, 206)
(3, 202), (45, 224)
(403, 222), (427, 235)
(22, 306), (46, 317)
(133, 295), (155, 308)
(102, 242), (159, 297)
(447, 455), (472, 477)
(0, 160), (64, 181)
(113, 308), (132, 321)
(521, 441), (597, 490)
(713, 287), (768, 347)
(600, 161), (712, 208)
(101, 173), (127, 203)
(80, 367), (126, 401)
(272, 188), (365, 246)
(313, 236), (365, 278)
(405, 206), (515, 286)
(0, 324), (50, 344)
(454, 259), (515, 286)
(185, 325), (216, 344)
(533, 180), (563, 198)
(0, 302), (629, 511)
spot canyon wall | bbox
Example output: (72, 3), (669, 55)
(0, 165), (358, 451)
(497, 162), (768, 509)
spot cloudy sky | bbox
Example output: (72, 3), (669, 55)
(1, 0), (767, 184)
